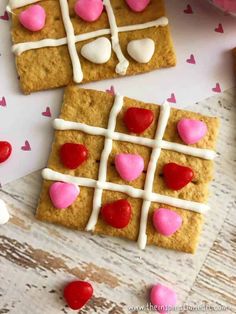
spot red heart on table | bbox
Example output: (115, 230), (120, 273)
(124, 107), (154, 134)
(0, 11), (9, 21)
(184, 4), (193, 14)
(0, 141), (12, 163)
(64, 281), (93, 310)
(42, 106), (51, 117)
(60, 143), (88, 169)
(101, 199), (132, 228)
(215, 23), (224, 33)
(186, 54), (196, 64)
(163, 162), (194, 190)
(167, 93), (176, 103)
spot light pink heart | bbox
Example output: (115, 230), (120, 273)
(74, 0), (103, 22)
(0, 97), (6, 107)
(21, 140), (31, 151)
(49, 182), (80, 209)
(42, 106), (51, 117)
(177, 118), (207, 145)
(212, 82), (221, 93)
(153, 208), (182, 236)
(186, 54), (196, 64)
(150, 284), (177, 313)
(125, 0), (150, 12)
(115, 153), (144, 181)
(19, 4), (46, 32)
(167, 93), (176, 103)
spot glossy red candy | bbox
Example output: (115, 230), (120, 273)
(64, 281), (93, 310)
(101, 199), (132, 228)
(0, 141), (12, 163)
(124, 107), (154, 134)
(163, 162), (194, 190)
(60, 143), (88, 169)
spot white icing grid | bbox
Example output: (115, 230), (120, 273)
(42, 95), (216, 249)
(8, 0), (168, 82)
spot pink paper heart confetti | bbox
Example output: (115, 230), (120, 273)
(212, 82), (221, 93)
(0, 11), (9, 21)
(42, 106), (51, 117)
(167, 93), (176, 103)
(106, 85), (115, 96)
(215, 23), (224, 33)
(21, 140), (31, 151)
(184, 4), (193, 14)
(186, 54), (196, 64)
(0, 97), (6, 107)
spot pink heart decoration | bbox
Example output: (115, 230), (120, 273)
(21, 140), (31, 151)
(74, 0), (103, 22)
(167, 93), (176, 103)
(177, 118), (207, 145)
(115, 153), (144, 181)
(150, 284), (177, 313)
(183, 4), (193, 14)
(19, 4), (46, 32)
(215, 23), (224, 33)
(49, 182), (80, 209)
(106, 85), (115, 96)
(0, 11), (9, 21)
(125, 0), (150, 12)
(212, 82), (221, 93)
(153, 208), (182, 236)
(42, 106), (51, 117)
(0, 97), (6, 107)
(186, 54), (196, 64)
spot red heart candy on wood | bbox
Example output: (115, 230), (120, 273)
(60, 143), (88, 169)
(124, 107), (154, 134)
(0, 141), (12, 163)
(64, 281), (93, 310)
(163, 162), (194, 190)
(101, 199), (132, 228)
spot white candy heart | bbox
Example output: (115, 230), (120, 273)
(127, 38), (155, 63)
(0, 199), (10, 225)
(81, 37), (112, 64)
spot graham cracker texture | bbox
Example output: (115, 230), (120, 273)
(36, 86), (219, 253)
(11, 0), (176, 94)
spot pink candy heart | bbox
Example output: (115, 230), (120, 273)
(19, 4), (46, 32)
(125, 0), (150, 12)
(74, 0), (103, 22)
(115, 153), (144, 181)
(177, 118), (207, 145)
(153, 208), (182, 236)
(49, 182), (80, 209)
(150, 284), (177, 313)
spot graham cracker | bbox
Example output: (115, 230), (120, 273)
(36, 86), (219, 253)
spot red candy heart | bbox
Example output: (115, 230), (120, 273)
(64, 281), (93, 310)
(60, 143), (88, 169)
(0, 141), (12, 163)
(124, 107), (154, 134)
(163, 162), (194, 190)
(101, 199), (132, 228)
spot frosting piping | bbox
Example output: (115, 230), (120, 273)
(86, 95), (124, 231)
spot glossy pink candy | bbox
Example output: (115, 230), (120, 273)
(115, 153), (144, 181)
(49, 182), (79, 209)
(153, 208), (182, 236)
(125, 0), (150, 12)
(74, 0), (103, 22)
(19, 5), (46, 32)
(177, 118), (207, 145)
(150, 284), (177, 313)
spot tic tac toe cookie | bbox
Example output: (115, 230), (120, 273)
(36, 86), (219, 253)
(8, 0), (176, 94)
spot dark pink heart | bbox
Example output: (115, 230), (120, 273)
(186, 54), (196, 64)
(0, 97), (6, 107)
(184, 4), (193, 14)
(0, 11), (9, 21)
(212, 83), (221, 93)
(167, 93), (176, 103)
(42, 106), (51, 117)
(215, 23), (224, 33)
(106, 85), (115, 96)
(21, 140), (31, 151)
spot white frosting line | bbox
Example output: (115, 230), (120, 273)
(59, 0), (83, 83)
(42, 168), (209, 214)
(53, 119), (216, 160)
(8, 0), (40, 9)
(138, 102), (170, 250)
(12, 18), (167, 56)
(103, 0), (129, 75)
(85, 95), (124, 231)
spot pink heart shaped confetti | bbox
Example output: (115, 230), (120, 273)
(184, 4), (193, 14)
(19, 4), (46, 32)
(49, 182), (80, 209)
(153, 208), (182, 236)
(106, 85), (115, 96)
(0, 97), (6, 107)
(177, 118), (207, 145)
(215, 23), (224, 33)
(150, 284), (177, 313)
(115, 153), (144, 181)
(167, 93), (176, 103)
(125, 0), (150, 12)
(0, 11), (9, 21)
(21, 140), (31, 151)
(186, 54), (196, 64)
(42, 106), (51, 117)
(212, 82), (221, 93)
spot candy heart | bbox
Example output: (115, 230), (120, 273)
(0, 141), (12, 163)
(150, 284), (177, 313)
(127, 38), (155, 63)
(125, 0), (150, 12)
(49, 182), (80, 209)
(74, 0), (103, 22)
(101, 199), (132, 228)
(81, 37), (111, 64)
(163, 163), (194, 190)
(115, 153), (144, 181)
(64, 281), (93, 310)
(177, 118), (207, 145)
(60, 143), (88, 169)
(19, 5), (46, 32)
(124, 107), (154, 134)
(153, 208), (182, 236)
(0, 199), (10, 225)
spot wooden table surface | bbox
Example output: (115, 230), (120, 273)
(0, 88), (235, 314)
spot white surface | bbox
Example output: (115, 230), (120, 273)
(0, 0), (236, 186)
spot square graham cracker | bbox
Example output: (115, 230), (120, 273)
(36, 86), (219, 253)
(10, 0), (176, 94)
